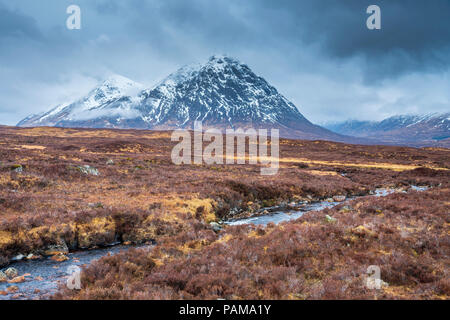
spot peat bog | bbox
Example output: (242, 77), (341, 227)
(0, 126), (448, 299)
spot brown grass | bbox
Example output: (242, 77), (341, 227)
(0, 126), (448, 300)
(56, 187), (450, 300)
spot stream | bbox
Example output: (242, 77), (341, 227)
(225, 185), (429, 226)
(0, 244), (153, 300)
(0, 185), (429, 300)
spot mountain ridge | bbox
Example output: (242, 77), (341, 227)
(18, 74), (144, 127)
(18, 55), (448, 147)
(18, 55), (351, 142)
(325, 113), (450, 147)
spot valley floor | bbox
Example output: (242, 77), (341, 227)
(0, 126), (448, 299)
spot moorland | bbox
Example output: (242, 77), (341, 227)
(0, 126), (448, 299)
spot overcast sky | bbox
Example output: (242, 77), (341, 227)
(1, 0), (449, 125)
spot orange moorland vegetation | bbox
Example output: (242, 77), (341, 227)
(0, 126), (448, 299)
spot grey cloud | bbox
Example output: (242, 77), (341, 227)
(92, 0), (450, 81)
(0, 3), (42, 40)
(0, 0), (449, 125)
(278, 0), (450, 81)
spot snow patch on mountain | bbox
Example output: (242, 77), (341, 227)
(324, 112), (450, 145)
(135, 55), (305, 128)
(17, 55), (349, 142)
(18, 75), (144, 127)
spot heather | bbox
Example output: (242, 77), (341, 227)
(56, 187), (449, 300)
(0, 126), (448, 299)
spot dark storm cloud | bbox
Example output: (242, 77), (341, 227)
(288, 0), (450, 81)
(91, 0), (450, 81)
(89, 0), (257, 60)
(0, 0), (449, 125)
(0, 3), (42, 40)
(292, 1), (450, 55)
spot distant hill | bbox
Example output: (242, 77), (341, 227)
(325, 113), (450, 148)
(17, 55), (357, 143)
(18, 55), (448, 147)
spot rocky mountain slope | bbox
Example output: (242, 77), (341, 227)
(17, 75), (144, 128)
(18, 55), (350, 142)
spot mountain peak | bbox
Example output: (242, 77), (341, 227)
(98, 74), (143, 95)
(201, 55), (247, 75)
(136, 55), (311, 128)
(19, 56), (341, 141)
(206, 54), (241, 66)
(160, 55), (243, 87)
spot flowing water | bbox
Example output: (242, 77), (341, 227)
(0, 185), (429, 300)
(0, 244), (153, 300)
(225, 186), (429, 226)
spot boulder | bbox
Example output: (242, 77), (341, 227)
(11, 254), (25, 261)
(4, 267), (18, 279)
(6, 285), (18, 293)
(26, 253), (42, 260)
(209, 222), (222, 232)
(0, 271), (7, 282)
(50, 253), (69, 262)
(11, 164), (23, 173)
(77, 165), (100, 176)
(340, 205), (352, 213)
(88, 202), (104, 208)
(287, 202), (297, 209)
(8, 275), (27, 284)
(43, 241), (69, 256)
(333, 195), (346, 202)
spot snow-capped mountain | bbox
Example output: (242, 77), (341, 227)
(137, 55), (310, 129)
(18, 55), (346, 141)
(325, 113), (450, 146)
(18, 74), (144, 128)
